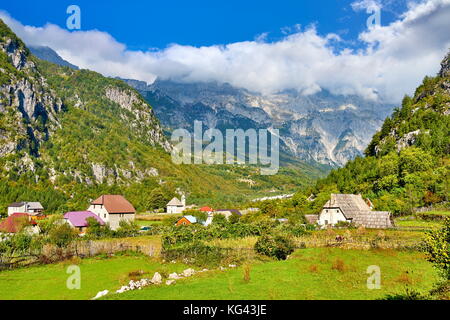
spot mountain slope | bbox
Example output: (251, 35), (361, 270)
(29, 45), (79, 70)
(0, 20), (324, 213)
(293, 51), (450, 216)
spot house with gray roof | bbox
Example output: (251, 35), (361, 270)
(317, 194), (393, 229)
(7, 202), (44, 216)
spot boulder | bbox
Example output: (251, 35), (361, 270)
(166, 280), (175, 285)
(168, 272), (181, 280)
(92, 289), (109, 300)
(182, 268), (195, 277)
(151, 272), (162, 284)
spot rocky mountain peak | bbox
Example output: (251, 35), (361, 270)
(439, 50), (450, 78)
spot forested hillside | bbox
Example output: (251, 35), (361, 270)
(292, 52), (450, 216)
(0, 19), (324, 214)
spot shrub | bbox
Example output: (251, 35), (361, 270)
(162, 241), (225, 268)
(334, 221), (354, 229)
(242, 263), (251, 283)
(331, 258), (346, 272)
(85, 217), (113, 239)
(254, 234), (295, 260)
(423, 217), (450, 279)
(114, 220), (140, 238)
(48, 223), (77, 248)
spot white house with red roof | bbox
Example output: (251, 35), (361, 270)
(87, 195), (136, 230)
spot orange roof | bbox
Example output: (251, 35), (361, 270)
(200, 206), (213, 212)
(91, 195), (136, 214)
(0, 213), (36, 233)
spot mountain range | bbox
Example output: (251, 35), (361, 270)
(123, 79), (394, 167)
(0, 19), (324, 213)
(28, 44), (395, 168)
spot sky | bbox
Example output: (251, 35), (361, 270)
(1, 0), (450, 104)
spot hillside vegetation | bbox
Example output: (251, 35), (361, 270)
(292, 52), (450, 216)
(0, 19), (324, 214)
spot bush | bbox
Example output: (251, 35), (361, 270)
(334, 221), (355, 229)
(162, 241), (225, 268)
(114, 220), (140, 238)
(48, 223), (77, 248)
(423, 217), (450, 279)
(85, 217), (113, 239)
(254, 234), (295, 260)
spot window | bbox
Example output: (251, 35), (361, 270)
(325, 220), (328, 225)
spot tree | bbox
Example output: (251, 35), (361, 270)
(254, 234), (295, 260)
(423, 218), (450, 280)
(48, 223), (77, 248)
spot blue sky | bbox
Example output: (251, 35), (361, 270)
(1, 0), (450, 103)
(1, 0), (406, 50)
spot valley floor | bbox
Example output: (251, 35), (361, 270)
(0, 247), (437, 300)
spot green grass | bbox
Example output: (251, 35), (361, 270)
(0, 248), (438, 300)
(105, 248), (438, 300)
(135, 220), (163, 227)
(394, 217), (443, 229)
(0, 253), (188, 300)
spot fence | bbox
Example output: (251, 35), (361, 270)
(0, 239), (160, 271)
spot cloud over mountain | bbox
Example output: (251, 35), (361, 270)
(1, 0), (449, 103)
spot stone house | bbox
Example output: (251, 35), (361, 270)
(87, 195), (136, 231)
(167, 195), (186, 214)
(317, 194), (393, 229)
(7, 202), (44, 216)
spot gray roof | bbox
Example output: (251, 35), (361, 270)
(323, 194), (393, 228)
(8, 202), (25, 207)
(167, 197), (183, 206)
(8, 202), (43, 210)
(27, 202), (44, 210)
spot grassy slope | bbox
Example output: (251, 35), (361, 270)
(106, 249), (437, 300)
(0, 248), (437, 300)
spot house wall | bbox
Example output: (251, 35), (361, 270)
(88, 205), (109, 222)
(8, 205), (26, 216)
(167, 205), (184, 214)
(88, 204), (135, 230)
(318, 208), (347, 227)
(108, 213), (135, 230)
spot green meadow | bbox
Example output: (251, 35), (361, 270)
(0, 248), (438, 300)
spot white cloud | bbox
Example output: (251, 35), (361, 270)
(1, 0), (450, 103)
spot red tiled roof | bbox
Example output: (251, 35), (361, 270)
(200, 206), (213, 212)
(0, 213), (36, 233)
(91, 195), (136, 214)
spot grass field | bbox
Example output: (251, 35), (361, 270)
(0, 253), (189, 300)
(0, 248), (438, 300)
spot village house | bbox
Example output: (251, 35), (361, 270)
(167, 195), (186, 214)
(204, 209), (242, 226)
(64, 211), (105, 234)
(7, 202), (44, 217)
(0, 213), (40, 235)
(175, 215), (197, 226)
(87, 195), (136, 231)
(316, 194), (393, 229)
